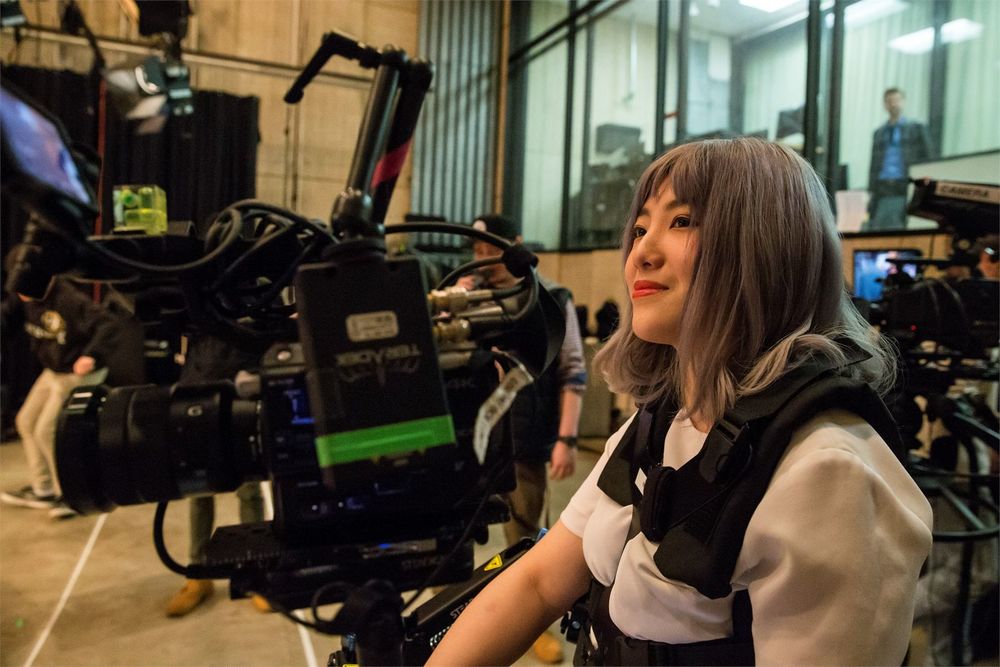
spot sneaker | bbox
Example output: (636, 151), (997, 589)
(165, 579), (214, 617)
(48, 499), (78, 520)
(531, 629), (564, 664)
(0, 486), (57, 510)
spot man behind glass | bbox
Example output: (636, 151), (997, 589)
(867, 87), (933, 231)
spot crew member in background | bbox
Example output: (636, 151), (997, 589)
(866, 87), (933, 231)
(164, 332), (271, 617)
(0, 253), (121, 520)
(975, 234), (999, 280)
(466, 214), (587, 664)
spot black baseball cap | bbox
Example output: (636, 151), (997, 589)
(472, 214), (521, 241)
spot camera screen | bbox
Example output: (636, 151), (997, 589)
(283, 387), (315, 426)
(853, 249), (922, 301)
(0, 86), (92, 207)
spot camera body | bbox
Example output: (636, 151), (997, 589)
(261, 337), (511, 546)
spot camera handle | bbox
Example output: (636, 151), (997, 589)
(325, 537), (536, 666)
(283, 31), (432, 239)
(323, 580), (406, 667)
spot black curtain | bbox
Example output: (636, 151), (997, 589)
(101, 88), (260, 233)
(2, 64), (259, 238)
(1, 65), (260, 427)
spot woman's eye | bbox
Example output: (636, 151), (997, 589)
(632, 226), (647, 239)
(671, 216), (692, 229)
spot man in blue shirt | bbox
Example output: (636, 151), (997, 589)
(867, 87), (933, 230)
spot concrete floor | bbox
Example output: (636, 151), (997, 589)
(0, 438), (602, 667)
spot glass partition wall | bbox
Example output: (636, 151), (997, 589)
(504, 0), (1000, 250)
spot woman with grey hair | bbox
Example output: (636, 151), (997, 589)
(428, 138), (933, 666)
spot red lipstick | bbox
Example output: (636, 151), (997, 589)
(632, 280), (667, 299)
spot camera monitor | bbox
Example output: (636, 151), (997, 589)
(853, 248), (922, 301)
(0, 83), (96, 210)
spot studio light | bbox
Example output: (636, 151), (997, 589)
(102, 55), (193, 134)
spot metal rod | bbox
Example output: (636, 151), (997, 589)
(508, 0), (604, 64)
(654, 0), (669, 155)
(7, 24), (371, 87)
(346, 60), (401, 194)
(559, 0), (578, 250)
(677, 0), (690, 141)
(803, 0), (821, 164)
(825, 0), (845, 194)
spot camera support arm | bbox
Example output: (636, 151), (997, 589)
(284, 31), (432, 239)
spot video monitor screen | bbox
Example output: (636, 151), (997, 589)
(0, 85), (92, 207)
(853, 249), (922, 301)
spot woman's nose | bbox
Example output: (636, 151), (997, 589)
(631, 237), (663, 270)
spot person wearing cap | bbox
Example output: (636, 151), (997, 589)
(469, 214), (587, 664)
(0, 257), (121, 520)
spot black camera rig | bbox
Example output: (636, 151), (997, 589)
(856, 177), (999, 667)
(1, 32), (562, 665)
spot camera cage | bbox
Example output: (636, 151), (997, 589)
(3, 32), (564, 664)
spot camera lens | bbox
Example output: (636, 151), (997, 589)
(56, 381), (263, 514)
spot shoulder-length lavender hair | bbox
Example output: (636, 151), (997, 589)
(594, 138), (896, 423)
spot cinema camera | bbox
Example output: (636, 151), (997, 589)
(1, 33), (563, 664)
(857, 178), (1000, 667)
(862, 178), (999, 393)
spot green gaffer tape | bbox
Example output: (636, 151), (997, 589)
(315, 415), (456, 466)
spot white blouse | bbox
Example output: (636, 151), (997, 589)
(561, 409), (934, 666)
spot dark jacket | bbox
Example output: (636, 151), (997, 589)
(2, 279), (120, 374)
(500, 276), (587, 462)
(868, 119), (934, 189)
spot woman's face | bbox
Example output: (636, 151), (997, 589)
(625, 182), (698, 347)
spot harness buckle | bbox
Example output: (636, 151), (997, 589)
(639, 464), (676, 542)
(699, 419), (753, 484)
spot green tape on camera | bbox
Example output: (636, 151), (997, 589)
(314, 414), (456, 466)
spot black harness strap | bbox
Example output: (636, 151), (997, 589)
(572, 348), (904, 665)
(575, 579), (754, 667)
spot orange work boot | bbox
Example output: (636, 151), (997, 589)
(165, 579), (214, 617)
(531, 629), (564, 664)
(250, 594), (274, 613)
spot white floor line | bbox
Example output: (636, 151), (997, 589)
(295, 610), (320, 667)
(263, 482), (314, 667)
(23, 512), (107, 667)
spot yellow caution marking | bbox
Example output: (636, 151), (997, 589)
(484, 554), (503, 571)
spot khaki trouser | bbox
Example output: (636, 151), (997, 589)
(15, 369), (85, 497)
(502, 460), (548, 545)
(188, 483), (265, 564)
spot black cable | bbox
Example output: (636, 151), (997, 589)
(82, 207), (245, 275)
(72, 200), (327, 278)
(386, 221), (514, 251)
(437, 257), (502, 290)
(507, 268), (540, 323)
(910, 464), (1000, 481)
(310, 581), (354, 632)
(153, 502), (190, 577)
(152, 501), (231, 580)
(401, 457), (514, 614)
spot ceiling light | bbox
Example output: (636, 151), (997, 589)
(845, 0), (908, 27)
(888, 26), (933, 53)
(889, 18), (984, 54)
(942, 18), (983, 44)
(739, 0), (800, 13)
